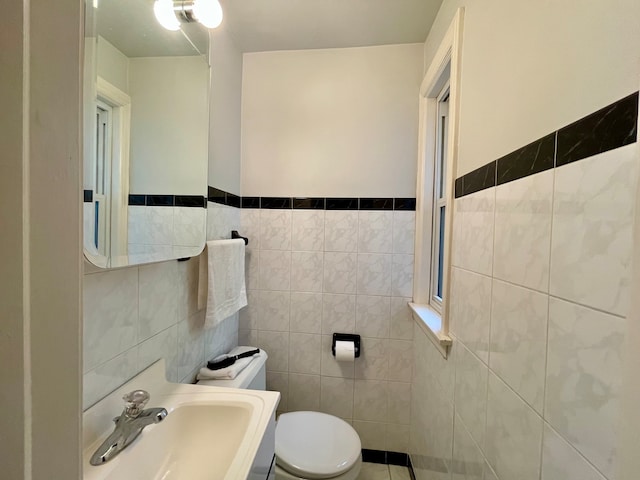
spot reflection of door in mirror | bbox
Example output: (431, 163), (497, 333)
(94, 101), (112, 257)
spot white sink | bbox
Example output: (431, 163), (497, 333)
(83, 360), (279, 480)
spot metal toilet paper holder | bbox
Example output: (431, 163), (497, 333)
(331, 333), (361, 358)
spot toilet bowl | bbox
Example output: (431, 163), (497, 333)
(198, 348), (362, 479)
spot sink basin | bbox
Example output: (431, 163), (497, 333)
(83, 360), (279, 480)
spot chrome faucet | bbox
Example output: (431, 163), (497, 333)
(90, 390), (168, 466)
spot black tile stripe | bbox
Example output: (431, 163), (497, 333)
(241, 196), (260, 208)
(394, 198), (416, 211)
(83, 190), (93, 202)
(261, 197), (292, 209)
(557, 91), (638, 167)
(227, 193), (241, 208)
(326, 197), (359, 210)
(496, 133), (556, 185)
(175, 195), (206, 208)
(360, 198), (393, 210)
(293, 197), (325, 209)
(146, 195), (174, 207)
(208, 186), (226, 205)
(128, 194), (145, 206)
(455, 91), (639, 198)
(361, 449), (410, 466)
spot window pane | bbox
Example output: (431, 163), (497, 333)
(437, 206), (445, 299)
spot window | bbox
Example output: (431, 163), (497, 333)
(410, 8), (464, 358)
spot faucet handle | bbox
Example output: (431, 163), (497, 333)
(122, 390), (149, 417)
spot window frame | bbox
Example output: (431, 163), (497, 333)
(410, 8), (464, 358)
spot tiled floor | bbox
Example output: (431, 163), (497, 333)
(357, 463), (411, 480)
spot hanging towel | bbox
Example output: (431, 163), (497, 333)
(197, 346), (264, 381)
(202, 239), (247, 328)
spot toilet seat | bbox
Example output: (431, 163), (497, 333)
(275, 411), (361, 479)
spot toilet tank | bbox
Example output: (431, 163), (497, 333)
(197, 348), (267, 391)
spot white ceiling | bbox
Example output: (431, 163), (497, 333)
(219, 0), (444, 52)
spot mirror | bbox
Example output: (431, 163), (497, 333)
(83, 0), (210, 268)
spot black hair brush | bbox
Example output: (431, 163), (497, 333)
(207, 348), (260, 370)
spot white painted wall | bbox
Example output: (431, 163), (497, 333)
(97, 36), (129, 94)
(128, 56), (209, 194)
(425, 0), (640, 176)
(209, 27), (243, 195)
(241, 44), (424, 197)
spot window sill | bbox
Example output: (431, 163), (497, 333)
(409, 302), (452, 358)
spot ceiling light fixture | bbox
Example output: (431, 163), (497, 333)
(153, 0), (223, 31)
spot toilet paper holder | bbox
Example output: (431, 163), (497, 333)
(331, 333), (361, 358)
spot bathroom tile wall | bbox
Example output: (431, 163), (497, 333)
(239, 205), (416, 452)
(82, 201), (240, 410)
(410, 141), (637, 479)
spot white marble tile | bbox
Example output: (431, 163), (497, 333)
(290, 292), (322, 334)
(173, 206), (206, 247)
(485, 373), (543, 480)
(239, 289), (259, 330)
(393, 211), (416, 255)
(322, 293), (356, 334)
(391, 254), (414, 297)
(83, 267), (138, 372)
(258, 330), (289, 372)
(204, 313), (238, 360)
(449, 267), (492, 363)
(541, 424), (607, 480)
(493, 170), (553, 292)
(138, 261), (178, 341)
(146, 206), (175, 245)
(545, 297), (624, 479)
(324, 210), (359, 252)
(259, 249), (291, 291)
(291, 251), (324, 292)
(389, 465), (411, 480)
(323, 252), (358, 294)
(321, 334), (355, 378)
(452, 188), (495, 276)
(358, 210), (393, 253)
(238, 328), (258, 348)
(245, 247), (260, 290)
(356, 295), (391, 338)
(355, 337), (389, 380)
(176, 256), (200, 322)
(320, 376), (354, 418)
(288, 373), (321, 411)
(388, 340), (413, 383)
(490, 280), (548, 413)
(240, 208), (261, 250)
(353, 422), (387, 451)
(454, 343), (488, 448)
(260, 209), (292, 250)
(289, 333), (321, 374)
(387, 424), (410, 455)
(451, 415), (485, 480)
(390, 297), (414, 340)
(176, 311), (205, 381)
(137, 325), (178, 382)
(483, 463), (498, 480)
(127, 205), (147, 245)
(357, 253), (392, 296)
(266, 371), (289, 412)
(83, 348), (138, 410)
(550, 145), (637, 316)
(257, 290), (290, 331)
(292, 209), (325, 251)
(354, 379), (389, 421)
(388, 381), (411, 424)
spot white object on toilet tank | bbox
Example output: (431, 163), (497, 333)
(198, 348), (267, 390)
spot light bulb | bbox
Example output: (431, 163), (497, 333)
(193, 0), (223, 29)
(154, 0), (180, 31)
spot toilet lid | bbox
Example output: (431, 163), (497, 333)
(275, 411), (361, 479)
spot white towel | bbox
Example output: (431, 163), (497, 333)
(203, 239), (248, 328)
(197, 346), (263, 381)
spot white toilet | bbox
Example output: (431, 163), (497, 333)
(198, 349), (362, 480)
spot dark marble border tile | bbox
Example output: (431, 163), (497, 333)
(83, 190), (93, 202)
(146, 195), (174, 207)
(208, 186), (226, 205)
(454, 177), (464, 198)
(387, 451), (409, 466)
(128, 194), (145, 206)
(360, 198), (394, 210)
(261, 197), (292, 209)
(458, 161), (496, 198)
(361, 449), (387, 464)
(394, 198), (416, 211)
(496, 133), (556, 185)
(227, 193), (241, 208)
(293, 197), (325, 209)
(557, 91), (639, 167)
(241, 197), (260, 209)
(175, 195), (206, 208)
(326, 197), (359, 210)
